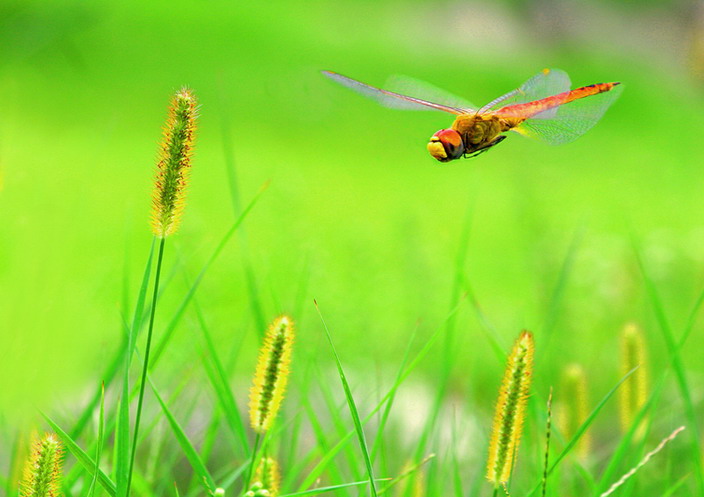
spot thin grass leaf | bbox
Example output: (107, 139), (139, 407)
(116, 383), (130, 497)
(127, 236), (167, 497)
(297, 298), (464, 492)
(281, 479), (391, 497)
(128, 238), (157, 362)
(117, 239), (157, 497)
(378, 454), (435, 494)
(594, 358), (667, 494)
(70, 240), (155, 445)
(149, 377), (217, 493)
(293, 254), (312, 320)
(412, 194), (475, 462)
(600, 426), (685, 497)
(190, 461), (248, 497)
(193, 295), (250, 455)
(316, 367), (363, 481)
(151, 182), (269, 368)
(370, 321), (420, 463)
(299, 389), (350, 492)
(87, 382), (106, 497)
(216, 84), (267, 334)
(633, 241), (704, 493)
(6, 427), (26, 496)
(70, 334), (127, 440)
(661, 474), (690, 497)
(42, 414), (117, 497)
(411, 194), (473, 459)
(526, 367), (638, 497)
(315, 301), (377, 497)
(541, 226), (584, 344)
(461, 275), (505, 364)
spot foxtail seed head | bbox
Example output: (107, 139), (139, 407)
(253, 457), (281, 497)
(249, 315), (295, 434)
(619, 323), (648, 435)
(558, 363), (591, 460)
(20, 433), (63, 497)
(486, 330), (534, 486)
(151, 87), (197, 238)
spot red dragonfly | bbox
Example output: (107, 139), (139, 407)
(323, 69), (622, 161)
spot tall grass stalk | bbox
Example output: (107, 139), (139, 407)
(126, 87), (197, 497)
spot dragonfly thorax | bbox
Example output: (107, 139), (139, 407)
(427, 128), (465, 162)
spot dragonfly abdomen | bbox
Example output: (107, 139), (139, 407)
(497, 82), (620, 119)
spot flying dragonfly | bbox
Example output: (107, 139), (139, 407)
(323, 69), (622, 162)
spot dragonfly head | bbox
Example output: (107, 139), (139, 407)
(427, 129), (465, 162)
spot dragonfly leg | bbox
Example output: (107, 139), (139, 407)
(464, 135), (507, 158)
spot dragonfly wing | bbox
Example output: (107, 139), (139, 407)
(512, 83), (623, 145)
(383, 74), (478, 113)
(323, 71), (465, 114)
(479, 68), (571, 118)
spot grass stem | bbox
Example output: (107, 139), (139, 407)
(126, 236), (166, 496)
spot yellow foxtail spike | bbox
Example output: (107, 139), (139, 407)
(249, 315), (295, 434)
(486, 330), (535, 486)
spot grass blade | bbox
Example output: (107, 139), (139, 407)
(87, 382), (106, 497)
(526, 367), (638, 497)
(297, 297), (464, 492)
(315, 301), (377, 497)
(149, 377), (217, 493)
(193, 295), (250, 455)
(633, 241), (704, 493)
(281, 479), (390, 497)
(43, 414), (117, 497)
(151, 182), (269, 368)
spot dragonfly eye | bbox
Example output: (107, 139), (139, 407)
(427, 129), (465, 162)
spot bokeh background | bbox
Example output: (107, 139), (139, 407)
(1, 0), (704, 483)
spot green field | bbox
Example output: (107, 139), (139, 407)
(2, 1), (703, 496)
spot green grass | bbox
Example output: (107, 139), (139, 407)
(1, 0), (703, 496)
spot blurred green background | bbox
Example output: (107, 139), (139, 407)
(1, 0), (703, 454)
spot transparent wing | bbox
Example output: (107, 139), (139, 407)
(323, 70), (468, 115)
(383, 74), (478, 112)
(479, 68), (571, 118)
(511, 83), (623, 145)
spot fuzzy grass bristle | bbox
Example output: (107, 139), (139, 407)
(249, 315), (295, 434)
(20, 433), (63, 497)
(486, 330), (535, 487)
(558, 363), (591, 460)
(619, 322), (648, 436)
(253, 457), (281, 496)
(151, 87), (198, 238)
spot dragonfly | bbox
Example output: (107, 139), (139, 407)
(323, 68), (622, 162)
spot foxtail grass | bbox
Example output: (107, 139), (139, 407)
(151, 87), (197, 238)
(249, 315), (295, 434)
(486, 330), (535, 488)
(619, 323), (648, 436)
(126, 87), (198, 497)
(247, 315), (294, 486)
(558, 363), (591, 461)
(251, 456), (281, 497)
(20, 433), (63, 497)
